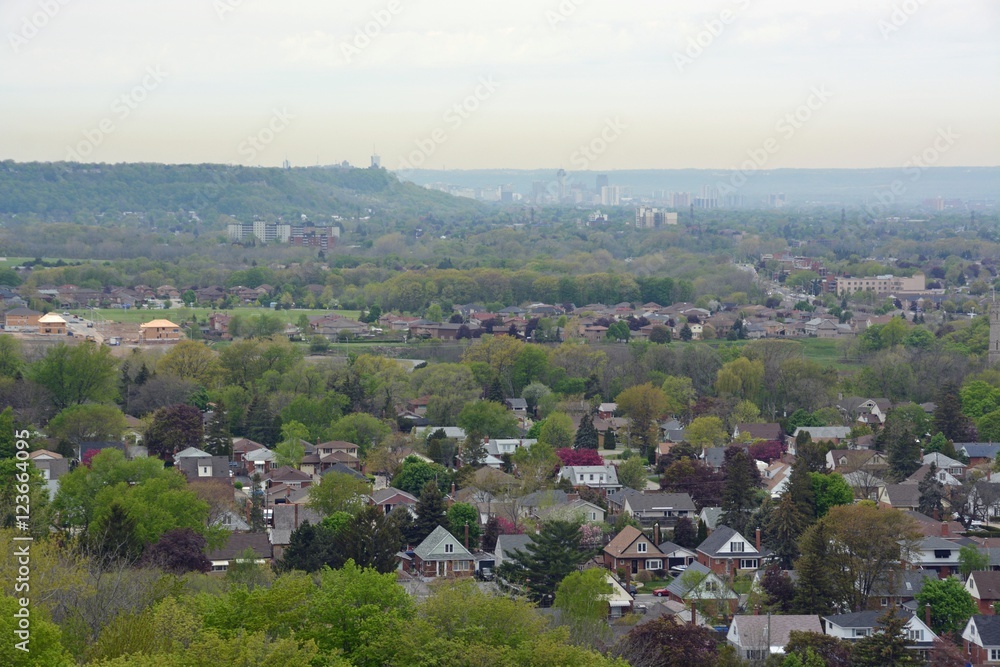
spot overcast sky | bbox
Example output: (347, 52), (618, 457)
(1, 0), (997, 170)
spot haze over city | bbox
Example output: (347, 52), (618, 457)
(2, 0), (998, 170)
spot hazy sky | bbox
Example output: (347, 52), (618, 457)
(1, 0), (997, 170)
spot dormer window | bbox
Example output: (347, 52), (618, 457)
(637, 542), (647, 553)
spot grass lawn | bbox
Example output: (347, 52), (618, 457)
(699, 336), (858, 370)
(68, 306), (361, 324)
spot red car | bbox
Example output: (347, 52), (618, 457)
(652, 587), (670, 597)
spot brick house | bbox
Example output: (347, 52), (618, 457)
(139, 319), (182, 342)
(696, 525), (768, 577)
(410, 525), (475, 578)
(962, 615), (1000, 665)
(968, 572), (1000, 615)
(603, 525), (665, 577)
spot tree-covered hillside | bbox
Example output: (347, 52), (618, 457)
(0, 161), (486, 228)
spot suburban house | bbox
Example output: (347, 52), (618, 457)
(536, 498), (606, 524)
(410, 525), (475, 578)
(600, 572), (636, 618)
(869, 570), (931, 610)
(968, 571), (1000, 614)
(728, 615), (822, 661)
(206, 532), (272, 573)
(369, 487), (417, 516)
(733, 423), (783, 443)
(657, 541), (698, 571)
(878, 484), (922, 511)
(231, 438), (265, 465)
(504, 398), (528, 417)
(963, 615), (1000, 665)
(38, 312), (67, 335)
(826, 449), (888, 472)
(923, 452), (967, 479)
(621, 492), (697, 527)
(696, 526), (768, 576)
(268, 504), (322, 561)
(603, 525), (665, 577)
(559, 464), (621, 490)
(904, 463), (960, 487)
(823, 609), (935, 659)
(3, 307), (41, 331)
(494, 533), (532, 568)
(139, 319), (182, 342)
(794, 426), (853, 449)
(906, 536), (961, 578)
(664, 562), (739, 616)
(960, 444), (1000, 468)
(175, 455), (231, 482)
(244, 448), (276, 475)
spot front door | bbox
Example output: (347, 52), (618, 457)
(632, 559), (638, 575)
(437, 561), (446, 577)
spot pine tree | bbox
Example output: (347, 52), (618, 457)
(481, 516), (501, 552)
(918, 464), (944, 518)
(85, 499), (142, 567)
(766, 494), (808, 569)
(672, 517), (697, 548)
(793, 521), (837, 615)
(574, 414), (599, 450)
(697, 519), (708, 544)
(933, 383), (975, 442)
(487, 376), (505, 402)
(205, 401), (232, 457)
(885, 427), (921, 482)
(412, 480), (447, 544)
(720, 448), (762, 535)
(851, 607), (919, 666)
(508, 520), (592, 603)
(244, 393), (279, 446)
(786, 459), (816, 521)
(604, 428), (617, 451)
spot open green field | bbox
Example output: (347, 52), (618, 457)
(700, 336), (858, 370)
(67, 307), (362, 324)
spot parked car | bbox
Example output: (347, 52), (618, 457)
(626, 583), (637, 596)
(652, 587), (670, 597)
(476, 567), (494, 582)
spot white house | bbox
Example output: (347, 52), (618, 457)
(727, 614), (822, 660)
(559, 465), (621, 490)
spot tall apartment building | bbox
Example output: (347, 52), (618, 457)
(601, 185), (621, 206)
(634, 207), (678, 229)
(228, 222), (339, 246)
(835, 273), (926, 295)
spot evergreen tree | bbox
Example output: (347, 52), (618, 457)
(604, 428), (617, 451)
(885, 427), (921, 482)
(330, 505), (403, 573)
(507, 520), (592, 603)
(278, 520), (333, 572)
(204, 401), (232, 457)
(412, 479), (447, 544)
(462, 435), (487, 468)
(786, 459), (816, 521)
(918, 464), (944, 518)
(697, 519), (708, 544)
(851, 607), (919, 667)
(487, 376), (506, 402)
(481, 516), (501, 552)
(249, 473), (265, 532)
(766, 494), (808, 569)
(793, 521), (837, 615)
(933, 383), (974, 442)
(574, 414), (599, 450)
(244, 393), (280, 446)
(85, 499), (142, 566)
(720, 447), (762, 535)
(672, 517), (697, 548)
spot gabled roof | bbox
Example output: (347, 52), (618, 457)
(882, 484), (921, 508)
(922, 452), (965, 469)
(967, 615), (1000, 647)
(140, 319), (179, 328)
(175, 446), (211, 459)
(871, 570), (932, 597)
(793, 426), (852, 440)
(824, 608), (913, 629)
(370, 487), (417, 504)
(736, 423), (783, 441)
(665, 562), (737, 600)
(604, 525), (661, 558)
(495, 533), (532, 557)
(263, 465), (312, 482)
(969, 571), (1000, 600)
(206, 532), (272, 561)
(658, 541), (697, 557)
(696, 525), (759, 558)
(730, 615), (822, 648)
(625, 492), (697, 513)
(960, 444), (1000, 459)
(413, 525), (473, 561)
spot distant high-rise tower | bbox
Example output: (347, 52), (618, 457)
(370, 153), (381, 168)
(990, 300), (1000, 366)
(596, 174), (609, 191)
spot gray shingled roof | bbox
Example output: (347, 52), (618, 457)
(413, 525), (473, 561)
(971, 615), (1000, 646)
(824, 608), (911, 629)
(696, 525), (739, 557)
(626, 492), (697, 513)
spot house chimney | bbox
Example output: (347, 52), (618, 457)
(924, 603), (931, 628)
(465, 522), (469, 550)
(754, 605), (760, 616)
(755, 528), (761, 551)
(941, 522), (949, 537)
(653, 523), (661, 546)
(691, 604), (696, 625)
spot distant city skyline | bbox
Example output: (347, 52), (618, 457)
(1, 0), (998, 169)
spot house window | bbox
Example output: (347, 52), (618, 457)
(730, 541), (745, 553)
(212, 564), (228, 572)
(637, 543), (647, 554)
(747, 649), (767, 660)
(646, 559), (662, 570)
(445, 544), (454, 554)
(853, 629), (871, 638)
(908, 629), (923, 642)
(739, 559), (758, 569)
(880, 597), (888, 607)
(990, 649), (1000, 661)
(589, 474), (595, 481)
(455, 561), (469, 571)
(933, 549), (951, 559)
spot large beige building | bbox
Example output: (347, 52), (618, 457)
(836, 273), (925, 295)
(139, 319), (182, 343)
